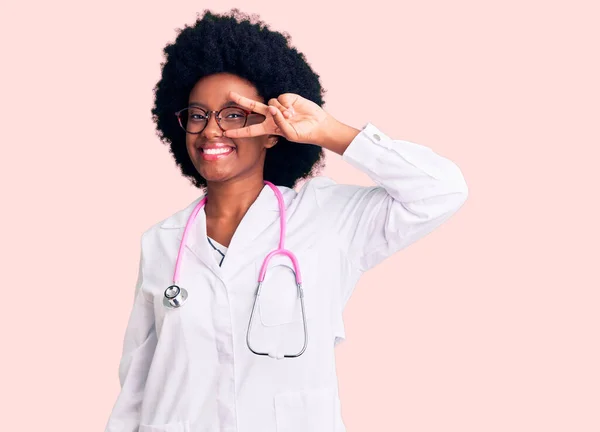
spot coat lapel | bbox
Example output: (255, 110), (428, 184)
(161, 184), (296, 279)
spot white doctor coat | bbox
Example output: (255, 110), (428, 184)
(105, 123), (469, 432)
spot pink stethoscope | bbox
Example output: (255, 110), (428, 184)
(162, 180), (308, 359)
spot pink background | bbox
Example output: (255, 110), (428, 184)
(2, 1), (599, 431)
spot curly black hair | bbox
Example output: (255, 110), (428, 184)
(151, 9), (328, 190)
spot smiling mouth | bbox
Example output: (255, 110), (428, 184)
(201, 147), (235, 155)
(199, 147), (236, 161)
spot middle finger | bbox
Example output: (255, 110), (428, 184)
(228, 91), (269, 115)
(269, 99), (293, 119)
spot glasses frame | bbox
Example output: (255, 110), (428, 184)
(174, 106), (257, 134)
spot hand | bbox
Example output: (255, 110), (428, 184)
(222, 91), (333, 146)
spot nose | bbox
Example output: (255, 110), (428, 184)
(201, 111), (222, 138)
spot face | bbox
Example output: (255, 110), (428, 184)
(184, 73), (277, 185)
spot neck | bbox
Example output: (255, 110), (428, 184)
(204, 176), (266, 220)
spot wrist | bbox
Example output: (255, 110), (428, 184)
(316, 116), (360, 156)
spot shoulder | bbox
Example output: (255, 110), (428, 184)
(140, 195), (205, 242)
(298, 175), (377, 209)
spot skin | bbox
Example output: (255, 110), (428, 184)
(185, 73), (278, 246)
(185, 72), (361, 247)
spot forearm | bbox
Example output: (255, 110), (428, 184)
(316, 117), (360, 156)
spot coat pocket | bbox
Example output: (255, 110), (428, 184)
(255, 249), (317, 327)
(139, 420), (190, 432)
(274, 386), (336, 432)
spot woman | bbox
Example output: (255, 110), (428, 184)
(105, 9), (468, 432)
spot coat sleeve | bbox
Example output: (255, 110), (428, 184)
(313, 123), (469, 301)
(105, 233), (157, 432)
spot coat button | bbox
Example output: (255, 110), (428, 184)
(373, 133), (381, 141)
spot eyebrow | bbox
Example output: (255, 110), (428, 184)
(188, 100), (241, 109)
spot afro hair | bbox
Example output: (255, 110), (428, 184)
(151, 8), (328, 190)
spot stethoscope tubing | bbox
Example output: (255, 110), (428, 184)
(163, 180), (308, 359)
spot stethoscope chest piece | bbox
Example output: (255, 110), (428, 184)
(165, 180), (307, 358)
(163, 284), (188, 309)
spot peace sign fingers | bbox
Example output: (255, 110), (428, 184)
(222, 119), (272, 139)
(227, 91), (269, 116)
(221, 91), (274, 138)
(222, 90), (319, 143)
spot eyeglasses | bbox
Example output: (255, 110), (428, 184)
(174, 106), (266, 134)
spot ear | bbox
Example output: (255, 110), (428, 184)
(264, 134), (279, 149)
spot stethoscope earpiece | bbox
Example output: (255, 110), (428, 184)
(163, 284), (188, 308)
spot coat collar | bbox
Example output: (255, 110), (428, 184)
(159, 184), (295, 229)
(159, 184), (296, 277)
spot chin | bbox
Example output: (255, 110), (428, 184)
(199, 168), (236, 183)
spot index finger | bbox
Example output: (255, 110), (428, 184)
(228, 91), (269, 115)
(223, 122), (271, 139)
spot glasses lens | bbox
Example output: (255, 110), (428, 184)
(246, 112), (266, 127)
(218, 107), (247, 130)
(179, 107), (207, 134)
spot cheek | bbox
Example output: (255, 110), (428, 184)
(185, 136), (199, 159)
(185, 135), (195, 151)
(235, 137), (269, 157)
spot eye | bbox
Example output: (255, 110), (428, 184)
(186, 107), (208, 121)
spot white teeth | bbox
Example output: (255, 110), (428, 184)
(203, 147), (234, 155)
